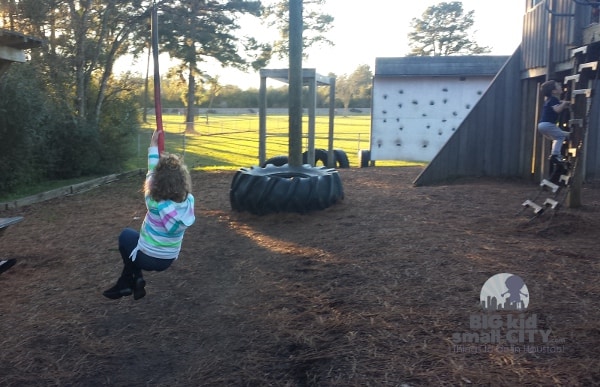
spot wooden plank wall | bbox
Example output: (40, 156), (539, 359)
(521, 0), (584, 75)
(524, 77), (548, 182)
(413, 48), (524, 186)
(412, 0), (600, 187)
(584, 79), (600, 180)
(522, 1), (550, 71)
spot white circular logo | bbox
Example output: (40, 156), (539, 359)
(480, 273), (529, 311)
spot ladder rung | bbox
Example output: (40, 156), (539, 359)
(572, 89), (592, 97)
(540, 179), (560, 193)
(579, 61), (598, 71)
(569, 118), (584, 127)
(572, 46), (587, 56)
(522, 200), (544, 214)
(544, 198), (559, 209)
(564, 74), (580, 83)
(559, 175), (571, 186)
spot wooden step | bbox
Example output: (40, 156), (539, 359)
(571, 46), (587, 56)
(569, 118), (584, 127)
(568, 148), (578, 158)
(564, 74), (580, 83)
(540, 179), (560, 193)
(544, 198), (559, 209)
(578, 61), (598, 71)
(572, 88), (592, 97)
(522, 200), (544, 214)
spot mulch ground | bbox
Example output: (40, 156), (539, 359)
(1, 166), (599, 386)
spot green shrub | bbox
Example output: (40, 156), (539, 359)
(0, 62), (141, 194)
(0, 63), (51, 192)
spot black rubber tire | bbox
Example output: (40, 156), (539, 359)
(302, 148), (328, 166)
(333, 149), (350, 168)
(230, 164), (344, 215)
(260, 155), (289, 168)
(358, 149), (371, 168)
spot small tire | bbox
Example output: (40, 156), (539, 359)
(230, 164), (344, 215)
(333, 149), (350, 168)
(260, 155), (289, 168)
(302, 148), (328, 166)
(358, 150), (371, 168)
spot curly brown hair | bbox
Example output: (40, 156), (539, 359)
(145, 153), (192, 202)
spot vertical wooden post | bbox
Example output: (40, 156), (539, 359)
(307, 73), (316, 166)
(259, 72), (267, 166)
(567, 84), (588, 208)
(288, 0), (303, 167)
(328, 77), (336, 167)
(567, 149), (583, 207)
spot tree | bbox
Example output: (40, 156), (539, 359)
(206, 76), (222, 111)
(263, 0), (334, 59)
(0, 0), (146, 183)
(335, 64), (372, 113)
(14, 0), (150, 124)
(158, 0), (271, 131)
(156, 71), (193, 108)
(407, 2), (491, 56)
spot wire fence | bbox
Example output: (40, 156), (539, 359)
(139, 114), (373, 167)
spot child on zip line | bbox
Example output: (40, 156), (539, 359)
(103, 129), (195, 300)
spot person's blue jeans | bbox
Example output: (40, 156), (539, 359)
(118, 227), (173, 279)
(538, 122), (569, 156)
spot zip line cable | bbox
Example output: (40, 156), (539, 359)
(151, 1), (165, 154)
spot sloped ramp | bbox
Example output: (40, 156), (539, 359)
(413, 47), (526, 186)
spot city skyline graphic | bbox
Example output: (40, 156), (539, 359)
(480, 273), (529, 311)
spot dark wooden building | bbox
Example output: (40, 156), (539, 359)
(414, 0), (600, 188)
(0, 28), (42, 77)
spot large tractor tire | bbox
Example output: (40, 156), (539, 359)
(230, 164), (344, 215)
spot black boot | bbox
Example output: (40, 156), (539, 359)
(548, 155), (567, 184)
(133, 275), (146, 300)
(0, 259), (16, 274)
(102, 275), (133, 299)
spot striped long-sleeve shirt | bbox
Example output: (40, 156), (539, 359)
(132, 146), (195, 261)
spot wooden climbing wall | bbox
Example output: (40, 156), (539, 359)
(370, 75), (493, 162)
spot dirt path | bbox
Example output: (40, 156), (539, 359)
(1, 167), (599, 385)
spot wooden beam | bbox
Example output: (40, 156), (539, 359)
(0, 46), (26, 62)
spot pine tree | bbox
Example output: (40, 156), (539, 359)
(407, 2), (491, 56)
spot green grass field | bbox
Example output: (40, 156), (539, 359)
(135, 113), (423, 171)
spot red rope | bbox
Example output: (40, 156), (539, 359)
(151, 3), (164, 154)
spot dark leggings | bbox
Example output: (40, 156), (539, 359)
(119, 228), (174, 278)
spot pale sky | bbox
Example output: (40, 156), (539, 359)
(123, 0), (526, 89)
